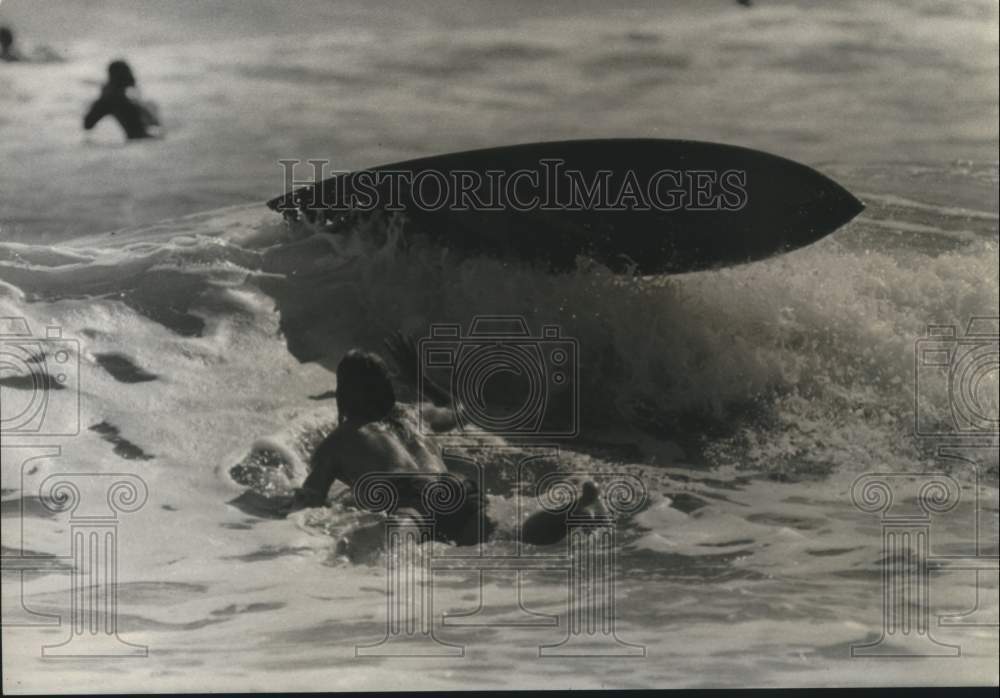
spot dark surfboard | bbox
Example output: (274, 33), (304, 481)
(267, 139), (863, 275)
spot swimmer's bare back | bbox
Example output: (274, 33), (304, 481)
(294, 406), (449, 508)
(83, 91), (160, 140)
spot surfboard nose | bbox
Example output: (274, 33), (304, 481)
(846, 192), (865, 221)
(764, 163), (864, 261)
(846, 190), (865, 218)
(826, 178), (865, 223)
(800, 174), (865, 241)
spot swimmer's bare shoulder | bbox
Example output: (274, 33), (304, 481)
(293, 422), (417, 509)
(349, 422), (417, 472)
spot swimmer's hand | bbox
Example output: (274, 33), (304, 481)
(281, 486), (327, 516)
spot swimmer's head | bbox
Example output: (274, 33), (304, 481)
(336, 349), (396, 424)
(107, 60), (137, 88)
(0, 26), (13, 51)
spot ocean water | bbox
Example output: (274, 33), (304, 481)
(1, 0), (998, 691)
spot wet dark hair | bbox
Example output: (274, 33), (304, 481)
(336, 350), (396, 424)
(107, 60), (136, 88)
(0, 26), (13, 50)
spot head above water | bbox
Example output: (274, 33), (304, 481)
(0, 26), (13, 52)
(580, 480), (599, 504)
(336, 349), (396, 424)
(107, 59), (137, 89)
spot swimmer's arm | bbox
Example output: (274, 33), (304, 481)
(83, 98), (110, 130)
(292, 436), (342, 508)
(137, 100), (161, 128)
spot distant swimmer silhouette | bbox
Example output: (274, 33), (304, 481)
(1, 26), (21, 61)
(83, 60), (161, 140)
(1, 25), (64, 63)
(520, 480), (607, 546)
